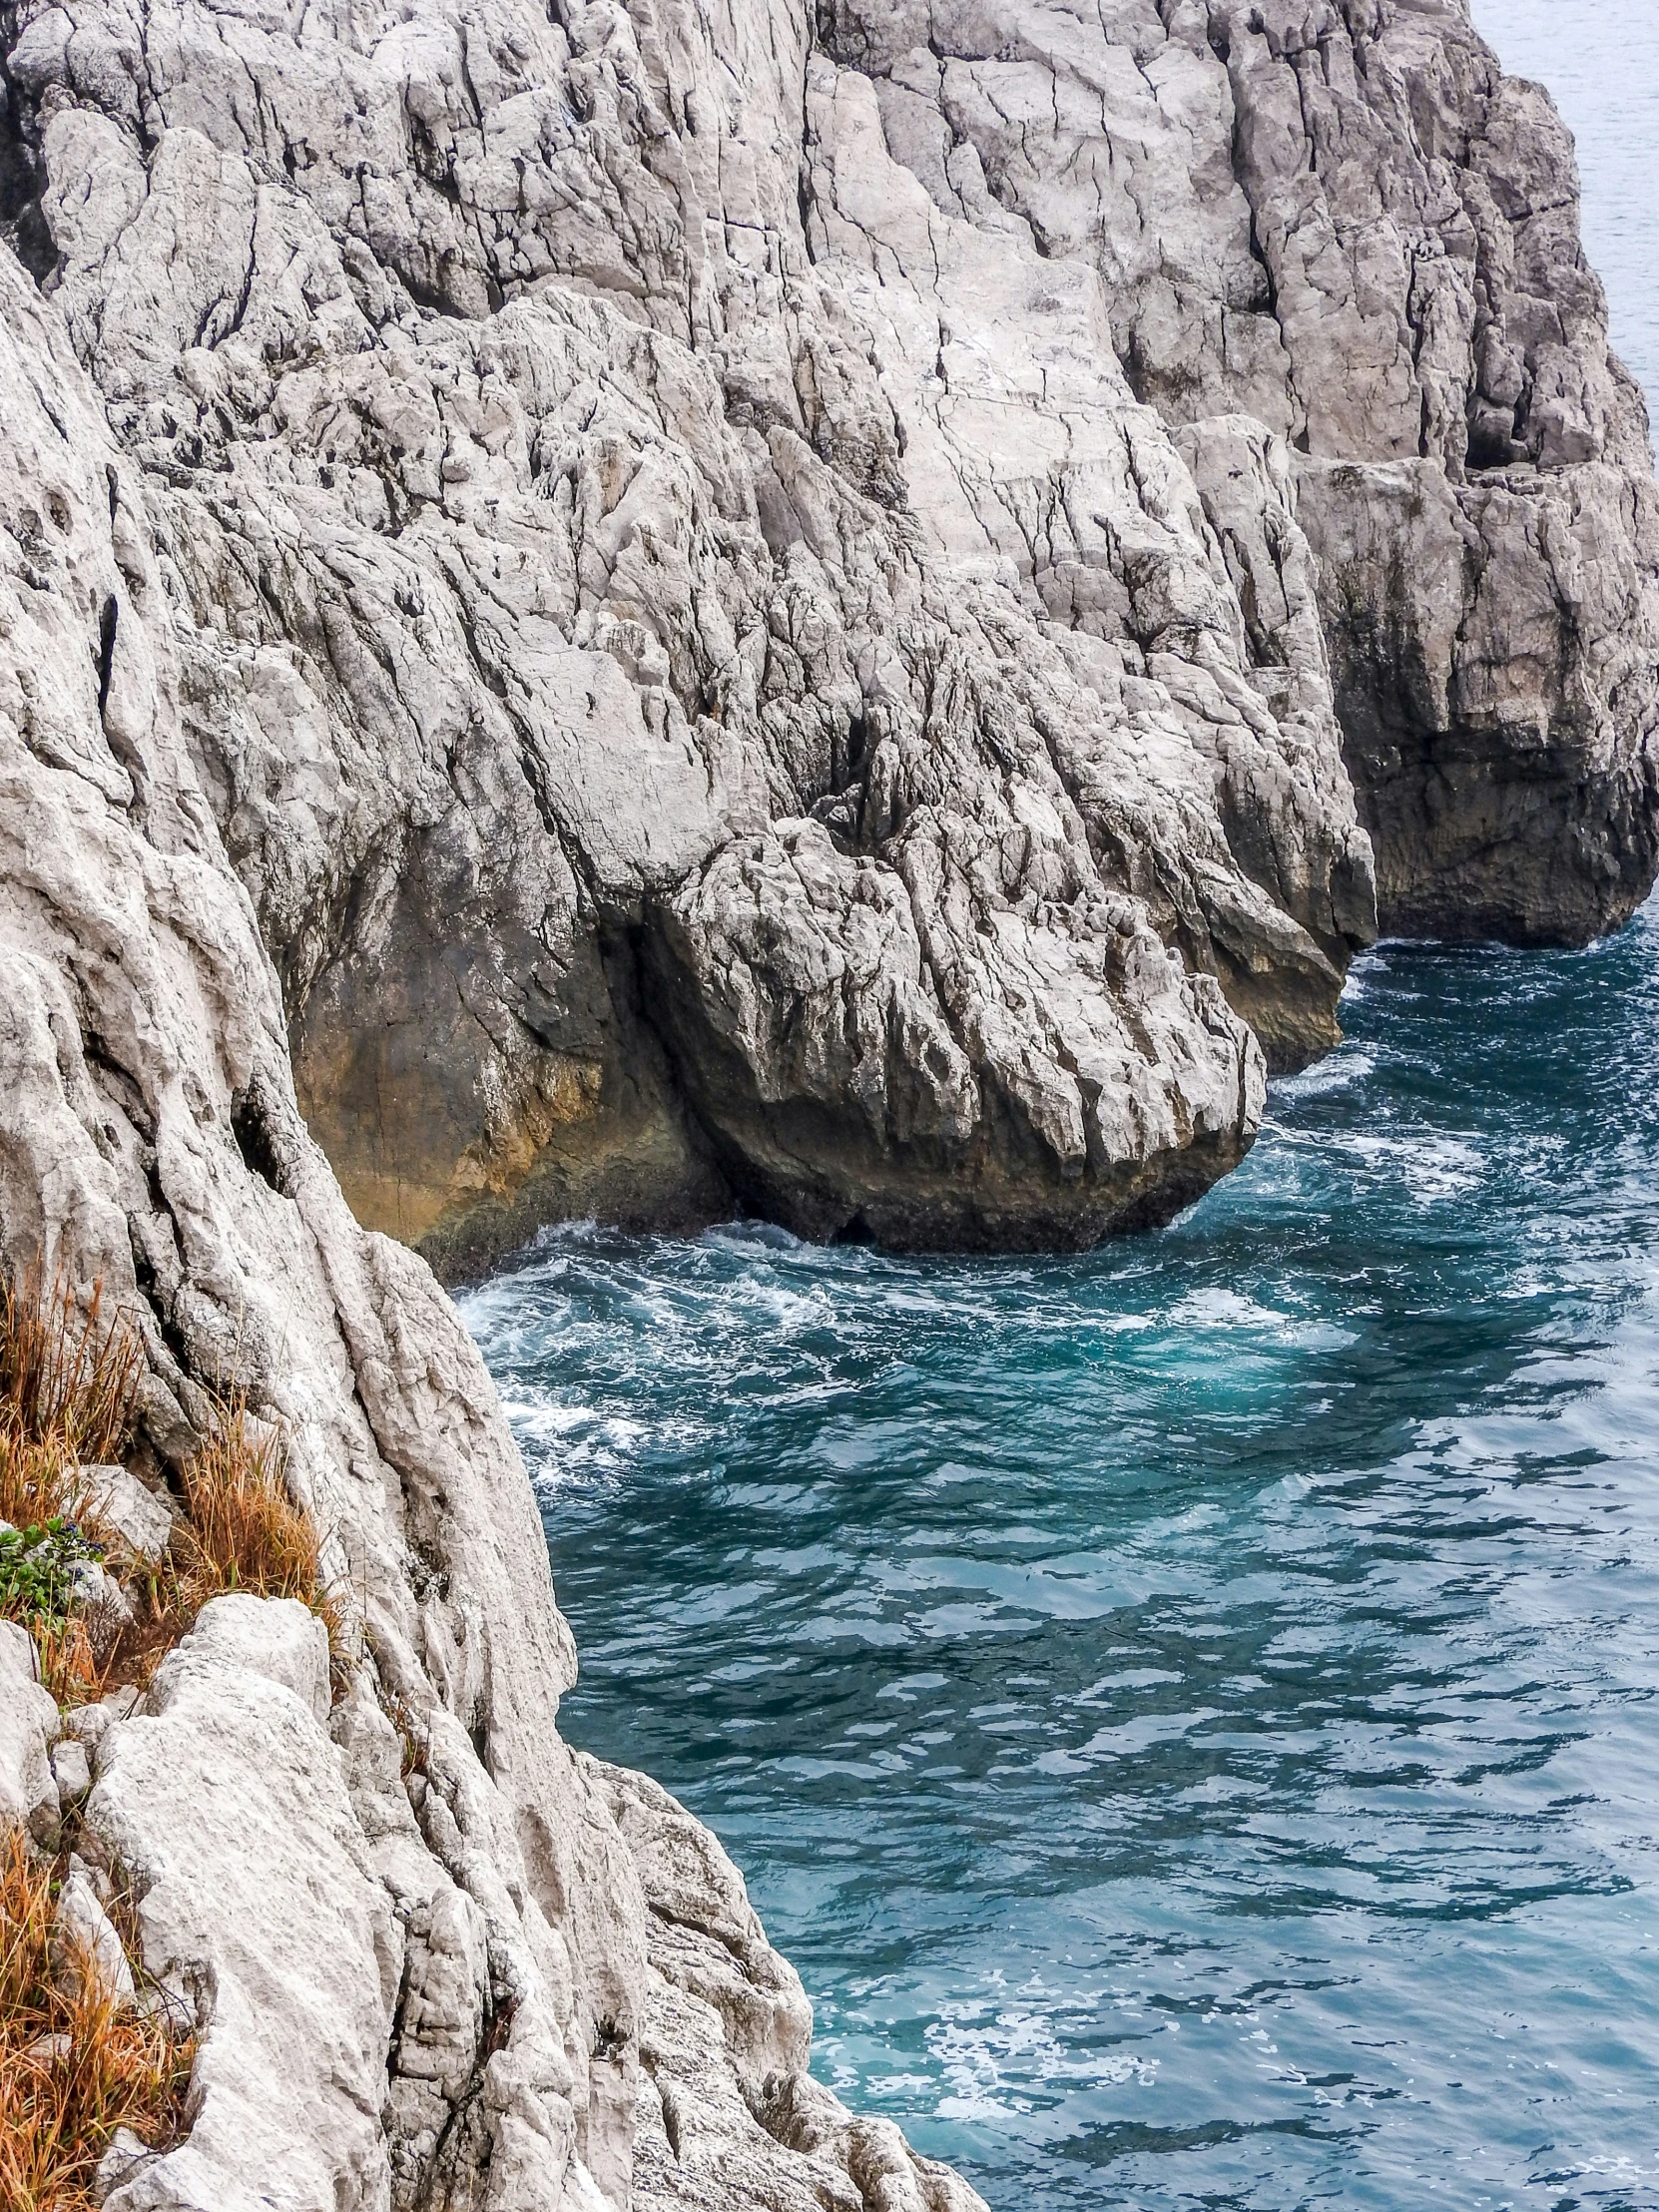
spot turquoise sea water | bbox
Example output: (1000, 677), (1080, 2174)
(462, 11), (1659, 2204)
(465, 915), (1659, 2211)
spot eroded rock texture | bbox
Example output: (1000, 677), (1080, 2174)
(2, 0), (1644, 1263)
(817, 0), (1659, 941)
(0, 248), (987, 2206)
(0, 0), (1651, 2201)
(0, 0), (1331, 1266)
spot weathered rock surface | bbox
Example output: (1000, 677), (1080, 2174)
(0, 0), (1642, 1262)
(51, 1859), (136, 2009)
(586, 1758), (987, 2212)
(89, 1602), (403, 2210)
(0, 0), (1363, 1266)
(815, 0), (1659, 947)
(0, 0), (1653, 2202)
(0, 1619), (60, 1841)
(0, 251), (981, 2206)
(79, 1461), (178, 1564)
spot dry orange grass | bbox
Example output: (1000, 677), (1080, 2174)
(30, 1621), (105, 1713)
(0, 1269), (339, 1698)
(174, 1395), (321, 1609)
(175, 1394), (345, 1666)
(77, 1401), (341, 1699)
(0, 1272), (141, 1530)
(0, 1281), (335, 2201)
(0, 1829), (193, 2212)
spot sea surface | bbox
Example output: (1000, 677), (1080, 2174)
(465, 917), (1659, 2212)
(462, 16), (1659, 2209)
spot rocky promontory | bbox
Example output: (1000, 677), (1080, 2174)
(3, 0), (1647, 1269)
(0, 0), (1655, 2203)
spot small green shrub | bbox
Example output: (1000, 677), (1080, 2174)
(0, 1521), (103, 1637)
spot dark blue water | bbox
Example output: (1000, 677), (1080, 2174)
(462, 913), (1659, 2212)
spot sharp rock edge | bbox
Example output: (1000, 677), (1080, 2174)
(0, 0), (1655, 2202)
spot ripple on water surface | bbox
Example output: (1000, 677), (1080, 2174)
(462, 914), (1659, 2212)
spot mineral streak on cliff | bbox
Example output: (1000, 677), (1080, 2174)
(0, 0), (1653, 2203)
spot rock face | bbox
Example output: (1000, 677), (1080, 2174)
(813, 0), (1659, 950)
(0, 251), (985, 2206)
(0, 0), (1645, 1265)
(0, 0), (1653, 2202)
(587, 1758), (982, 2212)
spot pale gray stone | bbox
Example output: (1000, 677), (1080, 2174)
(583, 1758), (813, 2095)
(0, 0), (1635, 1272)
(50, 1734), (92, 1803)
(818, 0), (1659, 948)
(52, 1859), (136, 2008)
(150, 1593), (331, 1727)
(90, 1628), (400, 2212)
(77, 1462), (176, 1565)
(94, 2128), (157, 2202)
(0, 1619), (59, 1843)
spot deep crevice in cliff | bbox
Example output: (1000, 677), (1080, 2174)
(0, 56), (53, 284)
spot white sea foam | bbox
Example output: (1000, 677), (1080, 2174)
(1166, 1287), (1290, 1330)
(1276, 1048), (1376, 1101)
(928, 1993), (1159, 2120)
(494, 1393), (670, 1492)
(1338, 1129), (1483, 1204)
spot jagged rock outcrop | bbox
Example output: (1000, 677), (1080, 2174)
(587, 1758), (977, 2212)
(0, 0), (1359, 1267)
(816, 0), (1659, 946)
(0, 0), (1652, 2201)
(0, 248), (986, 2208)
(2, 0), (1644, 1266)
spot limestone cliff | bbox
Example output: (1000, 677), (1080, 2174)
(0, 246), (983, 2206)
(3, 0), (1644, 1269)
(0, 0), (1654, 2204)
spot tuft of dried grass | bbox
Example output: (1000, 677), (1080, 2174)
(385, 1693), (430, 1781)
(70, 1400), (342, 1702)
(31, 1620), (104, 1713)
(175, 1395), (319, 1608)
(171, 1395), (344, 1664)
(76, 1591), (193, 1707)
(0, 1828), (193, 2211)
(0, 1273), (141, 1530)
(0, 1264), (342, 1703)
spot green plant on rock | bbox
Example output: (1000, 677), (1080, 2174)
(0, 1521), (103, 1638)
(0, 1264), (344, 1704)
